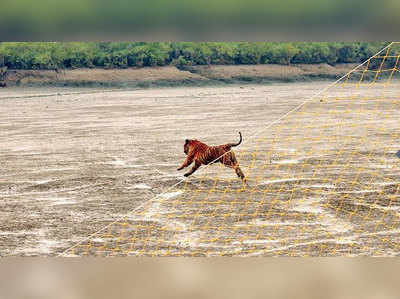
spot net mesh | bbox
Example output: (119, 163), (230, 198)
(66, 42), (400, 256)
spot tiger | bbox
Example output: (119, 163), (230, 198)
(177, 132), (246, 182)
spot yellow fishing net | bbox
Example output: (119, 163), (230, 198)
(65, 42), (400, 256)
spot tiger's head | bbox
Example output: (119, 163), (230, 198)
(183, 139), (206, 156)
(183, 139), (201, 155)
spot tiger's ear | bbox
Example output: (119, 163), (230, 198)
(185, 139), (189, 144)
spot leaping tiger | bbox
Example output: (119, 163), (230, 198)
(177, 132), (246, 182)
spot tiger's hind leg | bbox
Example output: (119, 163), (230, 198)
(222, 152), (246, 183)
(234, 165), (245, 181)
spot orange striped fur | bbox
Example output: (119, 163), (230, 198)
(177, 132), (245, 182)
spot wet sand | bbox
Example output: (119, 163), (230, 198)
(1, 81), (400, 256)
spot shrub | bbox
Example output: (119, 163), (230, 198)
(0, 42), (388, 70)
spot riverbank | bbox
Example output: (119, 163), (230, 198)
(1, 63), (361, 88)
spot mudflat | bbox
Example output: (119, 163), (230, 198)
(1, 81), (400, 256)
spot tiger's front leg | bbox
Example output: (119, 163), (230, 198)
(184, 161), (201, 177)
(177, 153), (194, 171)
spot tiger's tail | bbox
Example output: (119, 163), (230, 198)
(229, 132), (242, 147)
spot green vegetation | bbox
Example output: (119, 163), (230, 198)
(0, 42), (391, 70)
